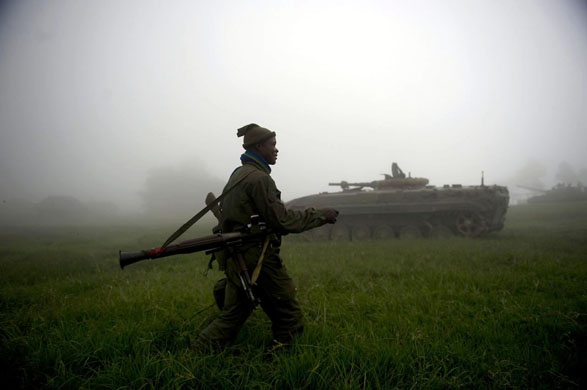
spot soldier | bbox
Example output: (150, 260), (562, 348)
(193, 123), (338, 352)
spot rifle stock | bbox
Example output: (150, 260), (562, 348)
(206, 192), (222, 221)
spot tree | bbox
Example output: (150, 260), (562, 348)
(510, 159), (547, 189)
(555, 161), (577, 184)
(35, 196), (89, 224)
(578, 168), (587, 186)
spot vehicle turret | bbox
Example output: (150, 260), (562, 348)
(329, 163), (429, 191)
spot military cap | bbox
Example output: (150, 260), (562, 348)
(237, 123), (276, 149)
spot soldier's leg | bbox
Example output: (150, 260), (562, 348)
(256, 255), (304, 344)
(193, 277), (253, 352)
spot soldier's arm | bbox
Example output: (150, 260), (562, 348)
(249, 175), (327, 233)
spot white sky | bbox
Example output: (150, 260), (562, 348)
(1, 0), (586, 211)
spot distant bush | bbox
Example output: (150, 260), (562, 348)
(0, 198), (37, 225)
(0, 196), (123, 226)
(139, 164), (223, 219)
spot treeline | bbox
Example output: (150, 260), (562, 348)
(508, 160), (587, 190)
(138, 164), (223, 220)
(0, 196), (121, 226)
(0, 163), (224, 226)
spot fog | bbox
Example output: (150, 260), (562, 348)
(1, 0), (586, 222)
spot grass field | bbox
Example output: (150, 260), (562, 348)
(1, 202), (586, 389)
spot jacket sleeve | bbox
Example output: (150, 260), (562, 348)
(249, 174), (326, 233)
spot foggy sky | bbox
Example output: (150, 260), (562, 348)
(1, 0), (586, 212)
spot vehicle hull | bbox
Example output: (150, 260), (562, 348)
(287, 185), (510, 240)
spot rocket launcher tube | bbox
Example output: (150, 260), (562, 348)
(119, 231), (257, 269)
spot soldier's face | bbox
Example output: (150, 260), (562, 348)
(256, 137), (278, 165)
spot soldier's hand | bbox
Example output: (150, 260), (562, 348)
(321, 208), (339, 224)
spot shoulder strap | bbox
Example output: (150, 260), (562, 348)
(160, 168), (255, 248)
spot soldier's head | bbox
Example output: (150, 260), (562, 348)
(254, 136), (278, 165)
(237, 123), (279, 165)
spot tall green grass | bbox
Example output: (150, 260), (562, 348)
(1, 202), (586, 389)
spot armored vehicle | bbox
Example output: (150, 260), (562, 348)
(519, 184), (587, 204)
(287, 163), (509, 240)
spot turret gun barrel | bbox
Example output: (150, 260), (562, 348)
(517, 185), (547, 193)
(329, 164), (429, 192)
(329, 181), (376, 191)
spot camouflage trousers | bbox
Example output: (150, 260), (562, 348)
(193, 253), (304, 351)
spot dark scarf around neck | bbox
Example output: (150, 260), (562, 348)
(240, 149), (271, 174)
